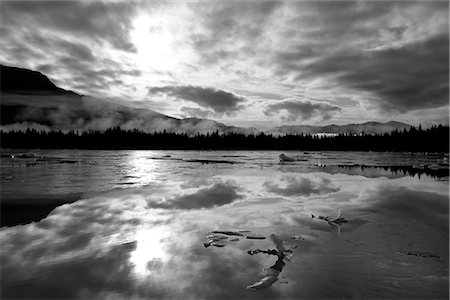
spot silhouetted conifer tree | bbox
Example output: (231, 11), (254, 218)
(0, 125), (448, 152)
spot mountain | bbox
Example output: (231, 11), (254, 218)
(270, 121), (412, 135)
(1, 65), (83, 125)
(0, 64), (257, 135)
(1, 64), (412, 135)
(1, 65), (80, 96)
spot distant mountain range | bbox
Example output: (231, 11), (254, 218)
(270, 121), (412, 135)
(0, 64), (412, 135)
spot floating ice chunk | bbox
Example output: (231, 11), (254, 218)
(210, 230), (244, 237)
(11, 152), (43, 159)
(209, 230), (266, 240)
(206, 234), (229, 240)
(312, 209), (348, 225)
(279, 153), (307, 162)
(291, 235), (306, 241)
(312, 209), (348, 235)
(279, 153), (295, 162)
(399, 249), (440, 258)
(246, 268), (280, 291)
(203, 230), (265, 248)
(203, 241), (226, 248)
(246, 255), (286, 291)
(244, 235), (266, 240)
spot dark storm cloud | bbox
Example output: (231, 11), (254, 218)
(286, 34), (449, 113)
(53, 56), (141, 93)
(148, 86), (246, 116)
(0, 1), (137, 52)
(264, 175), (340, 197)
(274, 1), (449, 113)
(187, 1), (282, 65)
(56, 40), (96, 62)
(264, 100), (341, 122)
(0, 1), (142, 96)
(148, 182), (243, 210)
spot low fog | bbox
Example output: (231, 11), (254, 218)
(0, 94), (250, 135)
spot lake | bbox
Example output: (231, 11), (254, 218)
(1, 150), (448, 299)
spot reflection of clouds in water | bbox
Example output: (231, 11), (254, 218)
(264, 174), (340, 197)
(290, 214), (368, 236)
(179, 177), (212, 189)
(1, 197), (176, 298)
(2, 195), (152, 266)
(358, 185), (449, 234)
(0, 180), (266, 299)
(1, 171), (448, 299)
(2, 240), (138, 299)
(179, 245), (271, 298)
(130, 226), (171, 277)
(148, 181), (243, 210)
(0, 194), (146, 297)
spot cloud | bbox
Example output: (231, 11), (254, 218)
(264, 175), (340, 197)
(148, 181), (243, 210)
(357, 185), (449, 234)
(148, 85), (246, 116)
(0, 94), (239, 134)
(0, 2), (142, 97)
(180, 106), (214, 119)
(56, 40), (96, 62)
(295, 34), (448, 113)
(187, 1), (282, 66)
(272, 1), (449, 114)
(264, 100), (341, 122)
(1, 1), (138, 52)
(0, 1), (447, 126)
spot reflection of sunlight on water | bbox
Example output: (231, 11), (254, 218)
(129, 226), (170, 277)
(126, 151), (158, 186)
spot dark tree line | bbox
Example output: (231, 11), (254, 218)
(0, 124), (448, 152)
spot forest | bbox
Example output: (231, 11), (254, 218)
(1, 124), (448, 152)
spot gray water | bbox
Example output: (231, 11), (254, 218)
(0, 150), (448, 299)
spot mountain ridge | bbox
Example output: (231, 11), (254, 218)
(0, 64), (413, 135)
(270, 121), (412, 135)
(1, 65), (81, 96)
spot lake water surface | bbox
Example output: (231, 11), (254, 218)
(1, 150), (448, 299)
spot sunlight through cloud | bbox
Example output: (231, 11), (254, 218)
(129, 226), (171, 277)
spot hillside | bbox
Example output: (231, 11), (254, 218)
(1, 65), (80, 96)
(1, 65), (413, 135)
(0, 65), (256, 134)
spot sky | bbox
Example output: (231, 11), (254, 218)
(0, 0), (448, 128)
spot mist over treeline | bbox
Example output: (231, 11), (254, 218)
(1, 124), (448, 152)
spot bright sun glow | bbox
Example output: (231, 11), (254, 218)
(130, 14), (177, 70)
(125, 151), (158, 186)
(129, 226), (171, 277)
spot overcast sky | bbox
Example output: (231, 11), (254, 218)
(0, 0), (448, 128)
